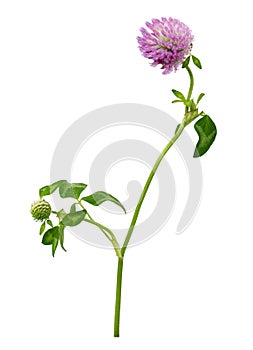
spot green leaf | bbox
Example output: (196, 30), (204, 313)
(39, 221), (46, 235)
(196, 93), (205, 105)
(62, 210), (87, 226)
(56, 209), (67, 221)
(59, 224), (67, 252)
(192, 55), (202, 69)
(193, 115), (217, 157)
(47, 219), (53, 227)
(182, 56), (190, 68)
(39, 180), (66, 198)
(52, 238), (59, 257)
(70, 203), (77, 213)
(39, 186), (50, 197)
(81, 191), (126, 213)
(42, 226), (59, 245)
(172, 89), (185, 101)
(172, 100), (183, 103)
(59, 181), (87, 199)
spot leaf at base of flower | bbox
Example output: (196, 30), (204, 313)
(192, 55), (202, 69)
(182, 56), (191, 68)
(39, 221), (46, 235)
(47, 219), (53, 227)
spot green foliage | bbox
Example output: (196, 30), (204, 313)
(59, 182), (87, 199)
(193, 115), (217, 157)
(41, 225), (67, 257)
(33, 179), (126, 257)
(81, 191), (126, 213)
(39, 221), (46, 235)
(52, 239), (59, 257)
(59, 224), (66, 252)
(39, 180), (66, 198)
(172, 100), (183, 104)
(196, 93), (205, 105)
(47, 219), (53, 227)
(62, 210), (87, 227)
(39, 180), (87, 200)
(182, 56), (190, 68)
(70, 203), (77, 213)
(192, 55), (202, 69)
(172, 89), (186, 101)
(42, 226), (59, 245)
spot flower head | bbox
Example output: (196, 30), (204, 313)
(31, 199), (51, 221)
(137, 17), (194, 74)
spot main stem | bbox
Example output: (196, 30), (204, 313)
(113, 64), (194, 337)
(121, 121), (186, 257)
(113, 121), (185, 337)
(186, 65), (194, 101)
(114, 257), (124, 337)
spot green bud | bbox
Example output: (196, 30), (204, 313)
(30, 200), (51, 221)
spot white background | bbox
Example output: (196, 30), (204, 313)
(0, 0), (253, 349)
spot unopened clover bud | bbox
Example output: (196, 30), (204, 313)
(30, 200), (51, 221)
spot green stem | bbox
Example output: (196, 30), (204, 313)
(113, 120), (186, 337)
(83, 218), (122, 258)
(186, 66), (194, 101)
(121, 120), (186, 257)
(113, 64), (195, 336)
(86, 212), (112, 241)
(114, 257), (124, 337)
(77, 199), (122, 257)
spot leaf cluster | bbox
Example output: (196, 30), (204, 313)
(36, 181), (125, 256)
